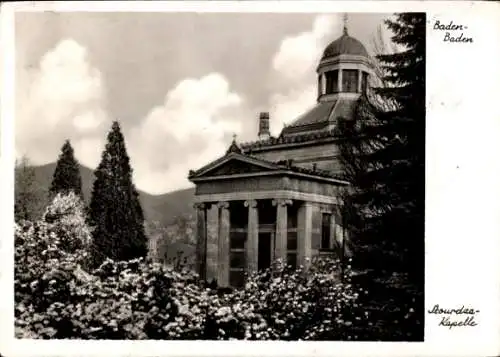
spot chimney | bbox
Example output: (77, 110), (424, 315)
(258, 112), (270, 141)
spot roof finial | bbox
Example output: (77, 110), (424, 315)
(343, 13), (348, 35)
(226, 133), (242, 154)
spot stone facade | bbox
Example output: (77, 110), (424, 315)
(188, 152), (349, 287)
(249, 141), (341, 173)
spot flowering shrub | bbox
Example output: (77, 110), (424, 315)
(15, 193), (375, 340)
(218, 257), (363, 341)
(15, 193), (93, 338)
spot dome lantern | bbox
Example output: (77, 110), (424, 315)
(316, 14), (375, 103)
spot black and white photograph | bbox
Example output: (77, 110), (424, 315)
(12, 9), (425, 341)
(2, 1), (500, 356)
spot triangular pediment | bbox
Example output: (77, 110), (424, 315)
(190, 153), (280, 179)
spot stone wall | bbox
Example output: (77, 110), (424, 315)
(285, 178), (338, 196)
(195, 176), (340, 197)
(250, 141), (342, 174)
(195, 176), (283, 195)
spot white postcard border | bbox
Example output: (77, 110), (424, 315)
(1, 1), (500, 357)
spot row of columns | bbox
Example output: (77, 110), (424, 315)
(194, 199), (314, 287)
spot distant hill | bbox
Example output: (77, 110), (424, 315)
(144, 187), (197, 226)
(18, 162), (196, 227)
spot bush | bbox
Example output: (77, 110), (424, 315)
(15, 193), (93, 338)
(14, 193), (381, 340)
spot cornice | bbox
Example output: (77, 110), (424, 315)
(240, 130), (340, 153)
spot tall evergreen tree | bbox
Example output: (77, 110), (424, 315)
(88, 121), (147, 266)
(49, 140), (83, 198)
(337, 13), (425, 339)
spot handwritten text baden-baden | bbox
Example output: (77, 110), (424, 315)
(433, 20), (473, 43)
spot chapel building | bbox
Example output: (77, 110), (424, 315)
(188, 24), (375, 288)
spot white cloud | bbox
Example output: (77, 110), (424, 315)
(129, 73), (244, 194)
(72, 110), (107, 133)
(272, 15), (339, 83)
(268, 15), (341, 135)
(16, 38), (109, 167)
(71, 136), (105, 170)
(17, 39), (244, 194)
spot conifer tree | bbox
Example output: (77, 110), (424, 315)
(373, 13), (425, 283)
(88, 121), (147, 266)
(337, 13), (425, 339)
(49, 140), (83, 198)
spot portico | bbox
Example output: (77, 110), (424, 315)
(189, 149), (348, 287)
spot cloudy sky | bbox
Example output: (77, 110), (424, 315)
(15, 11), (392, 194)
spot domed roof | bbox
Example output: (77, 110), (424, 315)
(321, 29), (369, 60)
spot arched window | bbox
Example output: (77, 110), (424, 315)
(325, 70), (339, 94)
(342, 69), (358, 93)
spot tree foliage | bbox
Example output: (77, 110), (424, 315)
(88, 121), (147, 266)
(49, 140), (83, 199)
(337, 13), (425, 339)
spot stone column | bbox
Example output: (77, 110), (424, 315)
(217, 201), (230, 287)
(338, 69), (343, 92)
(244, 200), (258, 273)
(194, 202), (208, 281)
(297, 202), (313, 268)
(273, 199), (292, 265)
(322, 73), (327, 95)
(358, 69), (363, 93)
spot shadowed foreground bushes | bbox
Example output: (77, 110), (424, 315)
(15, 193), (420, 340)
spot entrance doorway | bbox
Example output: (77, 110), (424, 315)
(258, 232), (273, 271)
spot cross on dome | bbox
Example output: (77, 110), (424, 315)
(343, 13), (348, 35)
(226, 133), (242, 154)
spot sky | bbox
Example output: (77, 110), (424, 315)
(15, 12), (392, 194)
